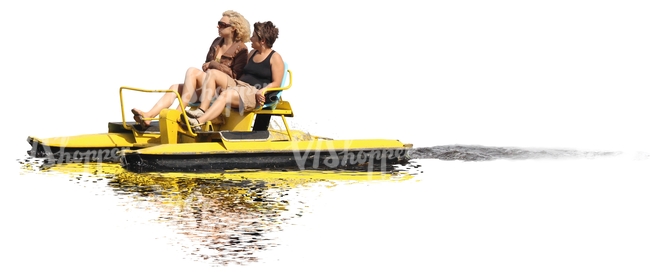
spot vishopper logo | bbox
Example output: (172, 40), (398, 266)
(29, 137), (127, 165)
(290, 139), (408, 173)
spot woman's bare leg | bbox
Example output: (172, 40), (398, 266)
(195, 88), (241, 124)
(132, 83), (184, 126)
(180, 67), (206, 109)
(198, 69), (233, 112)
(170, 83), (187, 111)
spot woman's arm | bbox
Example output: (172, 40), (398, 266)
(229, 47), (249, 80)
(206, 45), (249, 79)
(206, 61), (232, 77)
(205, 37), (222, 63)
(265, 53), (285, 90)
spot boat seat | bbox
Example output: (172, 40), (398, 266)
(260, 61), (290, 110)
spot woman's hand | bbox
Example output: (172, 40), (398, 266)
(202, 62), (210, 71)
(255, 89), (267, 105)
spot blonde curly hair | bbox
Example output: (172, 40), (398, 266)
(223, 10), (251, 43)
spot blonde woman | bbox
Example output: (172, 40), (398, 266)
(132, 10), (250, 127)
(184, 21), (285, 131)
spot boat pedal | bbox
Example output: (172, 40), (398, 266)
(219, 130), (270, 141)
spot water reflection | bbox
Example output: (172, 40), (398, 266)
(19, 156), (414, 265)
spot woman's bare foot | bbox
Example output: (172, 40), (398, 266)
(131, 108), (151, 127)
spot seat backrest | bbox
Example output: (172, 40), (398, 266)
(261, 62), (289, 110)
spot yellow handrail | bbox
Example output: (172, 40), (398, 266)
(255, 69), (293, 111)
(119, 86), (198, 137)
(265, 69), (293, 92)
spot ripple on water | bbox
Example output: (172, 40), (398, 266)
(18, 155), (415, 266)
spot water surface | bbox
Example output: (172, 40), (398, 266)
(8, 145), (650, 274)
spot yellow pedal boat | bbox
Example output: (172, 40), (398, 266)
(26, 68), (413, 173)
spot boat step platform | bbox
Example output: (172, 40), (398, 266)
(108, 121), (160, 134)
(215, 130), (271, 141)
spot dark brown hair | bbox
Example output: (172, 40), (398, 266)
(254, 21), (279, 48)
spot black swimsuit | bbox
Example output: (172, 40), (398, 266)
(239, 50), (275, 88)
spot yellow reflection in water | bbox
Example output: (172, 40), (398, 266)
(20, 159), (413, 265)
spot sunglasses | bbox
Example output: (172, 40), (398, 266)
(217, 21), (232, 28)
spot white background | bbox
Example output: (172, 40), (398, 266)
(2, 1), (650, 275)
(3, 0), (649, 153)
